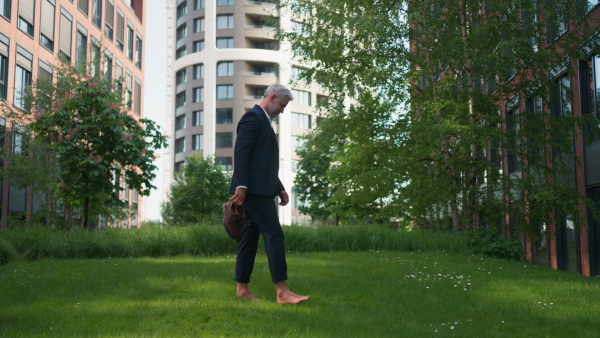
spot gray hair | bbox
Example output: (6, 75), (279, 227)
(264, 83), (294, 101)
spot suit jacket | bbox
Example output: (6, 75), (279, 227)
(229, 105), (284, 196)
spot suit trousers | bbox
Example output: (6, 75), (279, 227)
(234, 193), (288, 283)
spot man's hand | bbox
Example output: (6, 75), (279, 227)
(230, 187), (247, 206)
(278, 190), (289, 206)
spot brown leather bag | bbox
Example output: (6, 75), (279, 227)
(222, 201), (244, 242)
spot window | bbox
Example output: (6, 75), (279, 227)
(134, 79), (141, 116)
(76, 29), (88, 71)
(217, 61), (234, 76)
(115, 60), (123, 93)
(40, 0), (55, 52)
(176, 68), (187, 85)
(250, 63), (275, 76)
(90, 40), (101, 77)
(291, 112), (311, 129)
(192, 40), (204, 52)
(589, 55), (600, 143)
(216, 108), (233, 124)
(550, 74), (573, 156)
(193, 17), (204, 32)
(176, 46), (187, 59)
(192, 110), (203, 126)
(116, 9), (125, 50)
(216, 38), (233, 49)
(38, 60), (54, 81)
(292, 135), (307, 151)
(217, 0), (234, 5)
(127, 26), (134, 60)
(14, 46), (33, 110)
(192, 134), (203, 150)
(92, 0), (102, 28)
(105, 0), (114, 40)
(176, 1), (187, 19)
(175, 115), (186, 131)
(546, 2), (568, 44)
(125, 71), (132, 109)
(291, 90), (311, 106)
(59, 8), (73, 60)
(217, 15), (234, 29)
(0, 0), (11, 20)
(291, 20), (310, 38)
(18, 0), (35, 37)
(193, 63), (203, 79)
(176, 23), (187, 40)
(217, 157), (232, 171)
(135, 35), (142, 69)
(174, 161), (184, 173)
(192, 87), (203, 102)
(217, 85), (233, 100)
(175, 137), (186, 153)
(0, 35), (8, 100)
(216, 132), (233, 148)
(291, 67), (308, 82)
(175, 91), (186, 108)
(78, 0), (89, 15)
(193, 0), (204, 10)
(103, 51), (113, 82)
(254, 41), (276, 50)
(12, 127), (24, 155)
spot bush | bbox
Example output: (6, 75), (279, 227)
(466, 228), (524, 261)
(0, 223), (472, 261)
(0, 237), (19, 265)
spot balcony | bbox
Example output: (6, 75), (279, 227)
(246, 1), (277, 7)
(245, 1), (279, 16)
(246, 71), (276, 77)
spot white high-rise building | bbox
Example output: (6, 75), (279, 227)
(170, 0), (321, 224)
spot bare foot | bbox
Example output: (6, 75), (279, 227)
(236, 282), (260, 301)
(276, 290), (310, 304)
(237, 291), (261, 301)
(274, 280), (309, 304)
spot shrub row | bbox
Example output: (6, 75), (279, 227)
(0, 223), (494, 265)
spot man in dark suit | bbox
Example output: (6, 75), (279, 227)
(229, 83), (310, 304)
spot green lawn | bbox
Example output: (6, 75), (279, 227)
(1, 251), (599, 337)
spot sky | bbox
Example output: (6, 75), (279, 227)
(142, 2), (169, 221)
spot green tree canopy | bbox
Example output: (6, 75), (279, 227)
(280, 0), (600, 234)
(3, 61), (167, 229)
(162, 154), (230, 224)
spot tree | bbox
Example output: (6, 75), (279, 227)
(162, 154), (230, 224)
(279, 0), (600, 235)
(3, 61), (167, 229)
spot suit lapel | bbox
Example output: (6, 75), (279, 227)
(254, 105), (278, 144)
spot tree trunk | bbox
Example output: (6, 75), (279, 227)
(82, 196), (89, 229)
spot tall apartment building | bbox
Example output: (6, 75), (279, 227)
(0, 0), (146, 228)
(171, 0), (321, 224)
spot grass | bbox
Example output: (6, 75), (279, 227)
(0, 224), (471, 262)
(1, 251), (599, 337)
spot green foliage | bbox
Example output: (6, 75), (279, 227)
(0, 237), (18, 265)
(467, 228), (524, 261)
(2, 60), (167, 228)
(161, 154), (230, 224)
(279, 0), (600, 237)
(0, 223), (473, 263)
